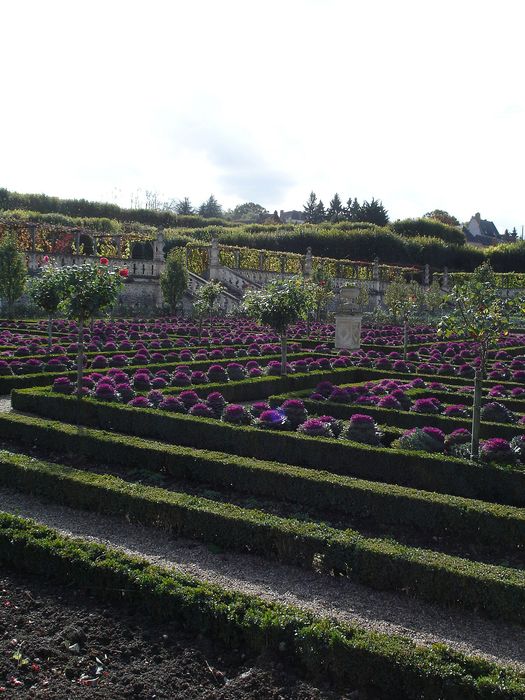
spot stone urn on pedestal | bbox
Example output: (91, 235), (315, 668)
(335, 286), (362, 350)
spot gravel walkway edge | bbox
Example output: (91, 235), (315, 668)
(1, 488), (525, 673)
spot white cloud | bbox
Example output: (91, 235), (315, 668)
(0, 0), (524, 231)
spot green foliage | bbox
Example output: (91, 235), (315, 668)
(56, 263), (123, 322)
(160, 251), (188, 311)
(243, 278), (310, 335)
(198, 195), (223, 218)
(13, 385), (525, 509)
(3, 410), (525, 551)
(1, 512), (523, 698)
(0, 232), (27, 315)
(392, 218), (465, 245)
(439, 262), (522, 370)
(28, 266), (62, 315)
(326, 193), (344, 222)
(439, 262), (525, 458)
(194, 280), (224, 317)
(424, 210), (461, 227)
(226, 202), (269, 223)
(175, 197), (195, 215)
(0, 188), (229, 228)
(383, 275), (425, 325)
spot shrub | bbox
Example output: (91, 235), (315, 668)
(52, 377), (74, 395)
(410, 397), (442, 414)
(221, 404), (252, 425)
(158, 396), (186, 413)
(255, 409), (290, 430)
(480, 402), (515, 424)
(280, 399), (308, 428)
(206, 391), (227, 417)
(189, 402), (215, 418)
(297, 418), (333, 438)
(480, 438), (515, 465)
(342, 414), (382, 446)
(395, 427), (445, 454)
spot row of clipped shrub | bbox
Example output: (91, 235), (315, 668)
(12, 388), (525, 507)
(1, 513), (521, 698)
(1, 449), (524, 624)
(1, 411), (523, 551)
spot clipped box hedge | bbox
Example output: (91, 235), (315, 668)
(1, 514), (523, 699)
(1, 449), (525, 625)
(11, 389), (525, 507)
(1, 412), (524, 550)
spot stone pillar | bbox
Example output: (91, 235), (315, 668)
(442, 267), (450, 292)
(92, 236), (98, 256)
(335, 287), (362, 350)
(28, 223), (37, 253)
(423, 264), (430, 288)
(304, 247), (312, 278)
(154, 229), (165, 261)
(259, 251), (264, 271)
(372, 257), (380, 282)
(116, 236), (122, 258)
(74, 228), (81, 255)
(209, 233), (220, 280)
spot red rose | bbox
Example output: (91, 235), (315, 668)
(43, 255), (49, 263)
(119, 268), (129, 278)
(100, 257), (109, 265)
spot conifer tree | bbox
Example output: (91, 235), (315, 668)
(326, 193), (344, 222)
(303, 191), (318, 223)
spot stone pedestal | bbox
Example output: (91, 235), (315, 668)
(335, 314), (362, 350)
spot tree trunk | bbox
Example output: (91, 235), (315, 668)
(403, 319), (408, 361)
(76, 317), (85, 397)
(47, 316), (53, 356)
(280, 334), (287, 376)
(471, 368), (483, 459)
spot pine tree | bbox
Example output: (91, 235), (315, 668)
(511, 227), (518, 240)
(348, 198), (362, 222)
(176, 197), (195, 215)
(314, 200), (326, 223)
(326, 193), (344, 222)
(360, 198), (389, 226)
(343, 197), (353, 221)
(199, 195), (223, 218)
(303, 192), (318, 223)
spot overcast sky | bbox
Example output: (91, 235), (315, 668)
(1, 0), (524, 231)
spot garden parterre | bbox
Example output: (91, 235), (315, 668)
(3, 317), (525, 696)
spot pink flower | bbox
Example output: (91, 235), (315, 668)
(100, 257), (109, 265)
(119, 268), (129, 277)
(43, 255), (49, 263)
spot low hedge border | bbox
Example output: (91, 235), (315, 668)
(11, 389), (525, 507)
(0, 351), (322, 395)
(268, 394), (523, 441)
(1, 412), (524, 550)
(1, 450), (525, 625)
(0, 516), (522, 699)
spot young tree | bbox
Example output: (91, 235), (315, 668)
(307, 268), (335, 322)
(438, 262), (522, 459)
(176, 197), (195, 215)
(160, 251), (188, 313)
(0, 232), (27, 317)
(383, 275), (425, 360)
(303, 192), (319, 223)
(28, 261), (63, 353)
(326, 193), (344, 222)
(243, 278), (309, 375)
(199, 195), (223, 218)
(194, 280), (224, 337)
(57, 259), (126, 394)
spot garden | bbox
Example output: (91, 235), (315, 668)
(1, 258), (525, 697)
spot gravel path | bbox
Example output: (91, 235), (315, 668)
(1, 488), (525, 672)
(0, 395), (11, 413)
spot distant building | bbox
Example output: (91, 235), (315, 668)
(279, 209), (305, 224)
(464, 213), (499, 245)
